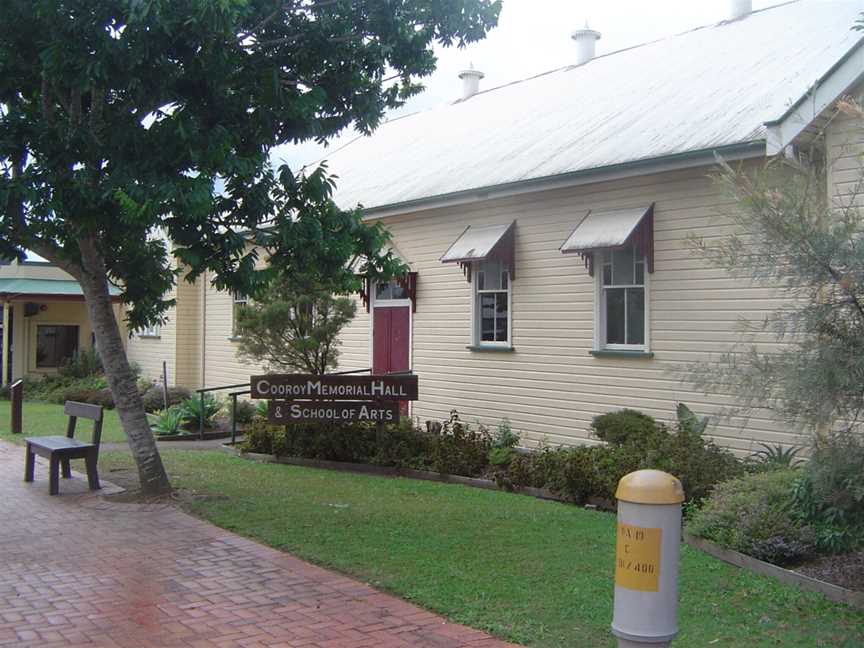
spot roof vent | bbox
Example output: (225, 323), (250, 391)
(727, 0), (752, 20)
(571, 24), (601, 66)
(458, 64), (484, 100)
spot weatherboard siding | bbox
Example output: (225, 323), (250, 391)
(336, 163), (800, 455)
(827, 102), (864, 211)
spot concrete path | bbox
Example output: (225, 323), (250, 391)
(0, 441), (520, 648)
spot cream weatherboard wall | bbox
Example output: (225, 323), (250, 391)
(126, 101), (863, 455)
(334, 163), (793, 455)
(826, 99), (864, 211)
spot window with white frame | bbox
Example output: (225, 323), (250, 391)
(474, 259), (510, 345)
(139, 323), (161, 338)
(375, 279), (408, 302)
(598, 246), (646, 349)
(232, 291), (248, 337)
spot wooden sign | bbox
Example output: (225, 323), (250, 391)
(252, 374), (418, 401)
(268, 400), (399, 424)
(615, 523), (662, 592)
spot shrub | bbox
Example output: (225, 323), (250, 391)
(141, 385), (192, 413)
(62, 387), (115, 410)
(152, 407), (186, 436)
(791, 431), (864, 553)
(179, 394), (222, 429)
(58, 349), (103, 379)
(230, 399), (257, 425)
(687, 469), (816, 565)
(747, 443), (805, 471)
(592, 409), (662, 446)
(255, 400), (269, 417)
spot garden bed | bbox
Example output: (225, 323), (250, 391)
(685, 533), (864, 610)
(222, 444), (578, 504)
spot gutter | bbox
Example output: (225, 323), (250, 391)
(360, 141), (766, 220)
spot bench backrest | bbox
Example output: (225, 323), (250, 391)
(64, 401), (104, 448)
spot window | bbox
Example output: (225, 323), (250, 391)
(36, 325), (79, 368)
(232, 291), (247, 337)
(474, 259), (510, 345)
(375, 280), (408, 302)
(139, 324), (160, 338)
(598, 247), (646, 349)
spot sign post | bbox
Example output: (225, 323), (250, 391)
(612, 469), (684, 648)
(251, 373), (418, 425)
(10, 379), (23, 434)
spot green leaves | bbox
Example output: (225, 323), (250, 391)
(0, 0), (499, 327)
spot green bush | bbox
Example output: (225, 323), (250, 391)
(141, 385), (192, 413)
(58, 349), (103, 379)
(62, 387), (115, 410)
(179, 394), (223, 429)
(592, 409), (662, 446)
(230, 399), (257, 425)
(791, 431), (864, 553)
(152, 406), (186, 436)
(687, 470), (816, 565)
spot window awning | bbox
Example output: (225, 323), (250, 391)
(440, 222), (516, 280)
(0, 279), (122, 302)
(560, 204), (654, 275)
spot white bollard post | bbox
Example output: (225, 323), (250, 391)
(612, 470), (684, 648)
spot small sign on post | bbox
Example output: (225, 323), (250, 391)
(10, 379), (23, 434)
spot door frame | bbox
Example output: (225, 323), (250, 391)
(369, 284), (414, 414)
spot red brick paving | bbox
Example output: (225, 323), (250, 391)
(0, 441), (522, 648)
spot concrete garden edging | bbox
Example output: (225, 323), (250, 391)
(220, 444), (579, 504)
(684, 533), (864, 610)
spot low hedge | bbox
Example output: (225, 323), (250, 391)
(687, 469), (817, 566)
(243, 406), (742, 506)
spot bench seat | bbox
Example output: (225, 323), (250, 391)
(24, 401), (103, 496)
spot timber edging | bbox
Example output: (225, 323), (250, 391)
(220, 444), (578, 504)
(684, 533), (864, 610)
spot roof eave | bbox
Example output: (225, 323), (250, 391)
(765, 36), (864, 155)
(361, 140), (766, 221)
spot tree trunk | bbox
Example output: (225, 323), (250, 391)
(78, 237), (172, 495)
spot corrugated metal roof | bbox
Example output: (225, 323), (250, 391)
(319, 1), (863, 212)
(440, 223), (513, 263)
(0, 279), (121, 297)
(560, 207), (651, 252)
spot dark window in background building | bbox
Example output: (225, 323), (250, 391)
(36, 325), (79, 368)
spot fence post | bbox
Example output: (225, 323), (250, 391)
(198, 390), (205, 440)
(612, 470), (684, 648)
(10, 379), (23, 434)
(161, 361), (169, 411)
(230, 393), (238, 446)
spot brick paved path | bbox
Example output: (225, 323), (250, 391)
(0, 442), (521, 648)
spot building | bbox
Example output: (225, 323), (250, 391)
(0, 253), (123, 386)
(126, 0), (864, 454)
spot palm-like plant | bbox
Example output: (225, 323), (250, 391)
(749, 443), (805, 469)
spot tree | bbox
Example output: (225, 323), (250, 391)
(0, 0), (500, 493)
(687, 100), (864, 433)
(236, 280), (356, 375)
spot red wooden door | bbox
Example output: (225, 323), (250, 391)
(372, 306), (410, 414)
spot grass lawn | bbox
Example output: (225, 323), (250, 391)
(0, 400), (127, 443)
(98, 449), (864, 648)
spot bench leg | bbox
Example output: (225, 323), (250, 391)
(61, 457), (72, 479)
(49, 455), (60, 496)
(24, 444), (35, 483)
(85, 452), (100, 491)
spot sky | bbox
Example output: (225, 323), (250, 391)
(270, 0), (786, 170)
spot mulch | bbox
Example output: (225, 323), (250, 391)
(796, 551), (864, 592)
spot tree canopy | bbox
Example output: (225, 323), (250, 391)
(0, 0), (500, 493)
(0, 0), (500, 327)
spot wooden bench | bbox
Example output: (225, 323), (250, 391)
(24, 401), (103, 496)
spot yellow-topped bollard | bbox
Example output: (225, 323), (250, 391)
(612, 470), (684, 648)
